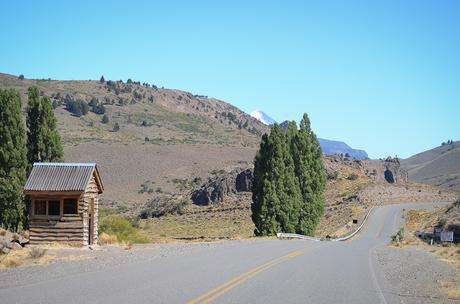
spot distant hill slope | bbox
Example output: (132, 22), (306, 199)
(401, 141), (460, 191)
(279, 121), (368, 160)
(0, 72), (268, 206)
(318, 138), (368, 160)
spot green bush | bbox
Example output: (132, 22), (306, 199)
(99, 215), (149, 243)
(65, 99), (89, 116)
(391, 228), (404, 243)
(140, 199), (189, 219)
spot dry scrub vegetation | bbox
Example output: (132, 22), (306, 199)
(393, 203), (460, 300)
(0, 247), (48, 269)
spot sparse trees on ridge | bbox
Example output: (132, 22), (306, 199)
(27, 86), (64, 171)
(251, 113), (326, 236)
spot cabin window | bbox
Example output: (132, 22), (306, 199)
(34, 200), (46, 215)
(48, 200), (61, 216)
(63, 199), (78, 215)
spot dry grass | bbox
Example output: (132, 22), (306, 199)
(1, 256), (22, 268)
(99, 232), (118, 245)
(141, 195), (255, 243)
(98, 232), (134, 250)
(0, 247), (49, 269)
(121, 240), (133, 250)
(439, 280), (460, 300)
(401, 207), (460, 300)
(430, 245), (460, 271)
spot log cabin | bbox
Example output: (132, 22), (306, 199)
(24, 163), (104, 246)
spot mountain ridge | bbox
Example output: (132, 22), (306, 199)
(278, 120), (369, 160)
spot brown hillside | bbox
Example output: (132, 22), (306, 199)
(0, 73), (267, 207)
(401, 141), (460, 191)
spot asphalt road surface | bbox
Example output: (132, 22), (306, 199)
(0, 202), (451, 304)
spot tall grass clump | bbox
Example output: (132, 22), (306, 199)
(99, 215), (150, 244)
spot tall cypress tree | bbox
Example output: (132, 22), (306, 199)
(26, 86), (63, 170)
(252, 134), (280, 235)
(292, 113), (326, 235)
(26, 86), (41, 170)
(252, 124), (302, 235)
(0, 89), (27, 230)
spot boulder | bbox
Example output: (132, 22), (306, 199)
(10, 242), (23, 250)
(191, 168), (253, 205)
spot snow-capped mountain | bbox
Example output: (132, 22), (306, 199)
(250, 110), (276, 125)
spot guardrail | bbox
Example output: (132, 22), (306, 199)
(277, 207), (374, 242)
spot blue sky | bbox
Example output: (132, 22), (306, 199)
(1, 1), (459, 159)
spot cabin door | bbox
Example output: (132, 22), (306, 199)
(89, 198), (94, 245)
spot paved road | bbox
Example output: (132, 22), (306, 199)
(0, 202), (451, 304)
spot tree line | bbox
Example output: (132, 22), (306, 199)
(0, 87), (63, 231)
(251, 113), (326, 236)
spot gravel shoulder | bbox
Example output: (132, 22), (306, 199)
(374, 245), (459, 303)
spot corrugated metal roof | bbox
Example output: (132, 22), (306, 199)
(24, 163), (97, 192)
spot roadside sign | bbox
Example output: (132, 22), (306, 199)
(440, 231), (454, 242)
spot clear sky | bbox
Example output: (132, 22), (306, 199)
(1, 1), (459, 159)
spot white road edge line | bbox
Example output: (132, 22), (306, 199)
(368, 244), (388, 304)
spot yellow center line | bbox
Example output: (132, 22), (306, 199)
(187, 249), (304, 304)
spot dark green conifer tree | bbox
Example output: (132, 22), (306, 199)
(0, 89), (27, 230)
(292, 113), (326, 235)
(26, 87), (41, 170)
(252, 124), (302, 235)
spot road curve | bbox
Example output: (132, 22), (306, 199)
(0, 202), (450, 304)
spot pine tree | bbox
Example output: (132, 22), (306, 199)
(0, 89), (27, 230)
(26, 86), (63, 170)
(292, 113), (326, 235)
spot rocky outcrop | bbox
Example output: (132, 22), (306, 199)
(0, 229), (28, 254)
(383, 157), (408, 184)
(191, 168), (253, 205)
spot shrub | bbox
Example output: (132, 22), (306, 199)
(99, 215), (149, 244)
(347, 173), (359, 181)
(18, 74), (24, 80)
(140, 199), (189, 219)
(101, 114), (109, 124)
(29, 247), (47, 259)
(65, 99), (89, 117)
(391, 228), (404, 243)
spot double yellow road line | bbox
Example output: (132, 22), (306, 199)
(188, 249), (304, 304)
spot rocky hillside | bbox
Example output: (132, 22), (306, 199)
(401, 141), (460, 191)
(139, 154), (457, 241)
